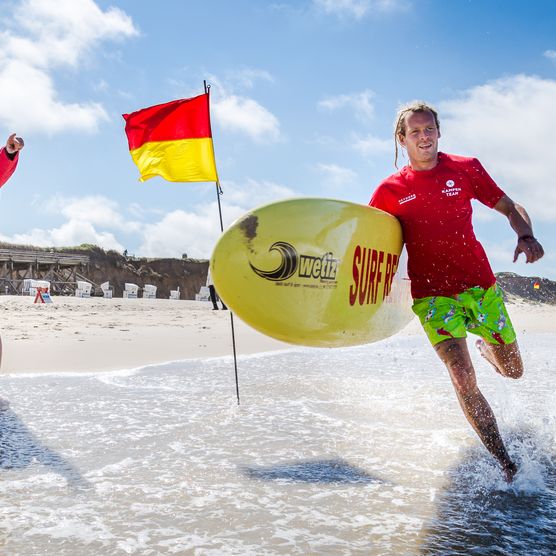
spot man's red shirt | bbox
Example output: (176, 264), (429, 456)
(369, 152), (505, 299)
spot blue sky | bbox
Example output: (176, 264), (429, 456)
(0, 0), (555, 278)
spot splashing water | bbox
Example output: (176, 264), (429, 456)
(0, 333), (554, 555)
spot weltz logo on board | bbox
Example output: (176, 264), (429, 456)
(249, 241), (338, 283)
(349, 245), (399, 306)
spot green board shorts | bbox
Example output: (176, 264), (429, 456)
(412, 283), (517, 346)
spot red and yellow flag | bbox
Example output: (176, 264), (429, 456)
(123, 93), (218, 183)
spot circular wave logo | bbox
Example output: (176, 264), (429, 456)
(249, 241), (298, 281)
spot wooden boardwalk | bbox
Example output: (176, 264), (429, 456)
(0, 248), (91, 295)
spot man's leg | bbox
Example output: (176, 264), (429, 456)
(208, 285), (219, 310)
(434, 337), (517, 482)
(476, 339), (523, 379)
(472, 284), (522, 379)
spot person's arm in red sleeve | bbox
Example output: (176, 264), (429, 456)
(0, 133), (24, 189)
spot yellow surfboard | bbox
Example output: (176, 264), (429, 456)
(210, 198), (414, 347)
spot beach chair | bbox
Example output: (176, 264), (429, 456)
(28, 279), (50, 297)
(100, 281), (113, 299)
(22, 279), (33, 295)
(123, 283), (138, 299)
(143, 284), (157, 299)
(195, 286), (210, 302)
(169, 287), (180, 300)
(75, 280), (92, 298)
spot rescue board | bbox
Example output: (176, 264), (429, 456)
(210, 198), (414, 347)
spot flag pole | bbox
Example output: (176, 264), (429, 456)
(205, 80), (241, 406)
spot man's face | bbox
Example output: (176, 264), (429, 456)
(398, 110), (440, 169)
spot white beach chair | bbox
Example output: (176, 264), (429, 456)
(28, 279), (50, 297)
(75, 280), (92, 298)
(169, 287), (180, 300)
(22, 279), (33, 295)
(143, 284), (157, 299)
(123, 283), (139, 299)
(100, 281), (113, 299)
(195, 286), (210, 302)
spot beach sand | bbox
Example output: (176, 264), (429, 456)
(0, 296), (290, 375)
(0, 294), (553, 375)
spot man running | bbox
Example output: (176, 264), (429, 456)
(0, 132), (24, 410)
(369, 102), (544, 482)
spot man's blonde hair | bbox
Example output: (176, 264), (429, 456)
(393, 101), (440, 168)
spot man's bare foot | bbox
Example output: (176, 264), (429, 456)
(501, 460), (518, 483)
(475, 339), (503, 376)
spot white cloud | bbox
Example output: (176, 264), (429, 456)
(228, 68), (275, 90)
(46, 195), (141, 232)
(0, 220), (124, 252)
(127, 203), (164, 219)
(213, 94), (280, 142)
(0, 194), (136, 251)
(439, 74), (556, 220)
(138, 205), (224, 259)
(315, 163), (357, 187)
(139, 179), (297, 258)
(197, 73), (281, 143)
(3, 0), (137, 69)
(0, 181), (298, 259)
(313, 0), (408, 19)
(543, 49), (556, 61)
(0, 0), (138, 134)
(318, 89), (376, 121)
(0, 61), (108, 134)
(221, 178), (296, 207)
(352, 133), (392, 156)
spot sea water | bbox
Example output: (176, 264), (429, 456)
(0, 333), (554, 555)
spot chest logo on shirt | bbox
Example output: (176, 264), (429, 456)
(398, 193), (416, 205)
(442, 178), (461, 197)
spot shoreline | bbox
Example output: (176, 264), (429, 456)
(0, 295), (553, 375)
(0, 296), (291, 375)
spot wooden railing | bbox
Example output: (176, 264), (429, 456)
(0, 249), (89, 266)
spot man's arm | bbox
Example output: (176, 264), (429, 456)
(0, 133), (24, 188)
(493, 194), (544, 264)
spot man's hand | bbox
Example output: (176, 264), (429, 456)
(514, 236), (544, 263)
(5, 133), (24, 155)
